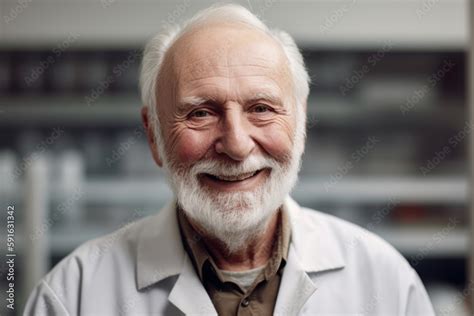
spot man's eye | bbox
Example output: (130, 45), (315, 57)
(191, 110), (211, 118)
(252, 104), (271, 113)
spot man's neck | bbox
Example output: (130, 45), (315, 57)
(187, 211), (281, 272)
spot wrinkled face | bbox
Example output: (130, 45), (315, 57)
(151, 24), (304, 252)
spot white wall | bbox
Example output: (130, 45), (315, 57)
(0, 0), (468, 49)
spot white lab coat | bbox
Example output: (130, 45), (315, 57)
(24, 195), (435, 315)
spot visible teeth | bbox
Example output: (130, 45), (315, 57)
(213, 171), (257, 181)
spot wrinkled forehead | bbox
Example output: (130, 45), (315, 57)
(164, 23), (292, 89)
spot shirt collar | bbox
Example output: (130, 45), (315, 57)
(176, 204), (211, 281)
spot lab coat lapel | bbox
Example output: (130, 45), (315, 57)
(273, 244), (317, 315)
(168, 255), (218, 316)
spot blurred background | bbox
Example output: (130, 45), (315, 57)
(0, 0), (470, 315)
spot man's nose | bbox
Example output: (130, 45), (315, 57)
(215, 109), (255, 161)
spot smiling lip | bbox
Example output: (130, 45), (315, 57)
(199, 168), (269, 192)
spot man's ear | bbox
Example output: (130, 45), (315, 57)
(141, 106), (163, 167)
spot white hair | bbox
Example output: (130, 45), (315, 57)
(139, 3), (310, 162)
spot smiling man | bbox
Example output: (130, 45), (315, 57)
(24, 4), (434, 316)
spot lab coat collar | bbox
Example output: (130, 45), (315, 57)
(136, 198), (184, 290)
(285, 195), (346, 273)
(136, 194), (346, 305)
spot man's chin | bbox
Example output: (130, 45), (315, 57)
(204, 196), (259, 214)
(199, 209), (271, 241)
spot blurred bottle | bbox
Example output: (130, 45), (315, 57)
(54, 150), (84, 227)
(48, 53), (79, 94)
(0, 53), (12, 94)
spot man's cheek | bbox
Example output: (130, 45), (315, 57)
(173, 132), (213, 164)
(259, 130), (293, 163)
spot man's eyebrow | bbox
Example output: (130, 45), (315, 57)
(247, 91), (283, 105)
(178, 96), (216, 110)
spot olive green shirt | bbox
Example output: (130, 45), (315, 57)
(177, 205), (291, 316)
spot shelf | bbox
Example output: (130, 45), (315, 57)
(374, 227), (468, 258)
(0, 95), (141, 127)
(294, 176), (467, 205)
(308, 98), (465, 130)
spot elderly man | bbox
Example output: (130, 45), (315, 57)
(24, 4), (434, 316)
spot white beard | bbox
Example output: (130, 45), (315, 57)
(158, 118), (305, 254)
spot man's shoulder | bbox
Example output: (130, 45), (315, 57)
(24, 212), (162, 315)
(298, 206), (390, 246)
(296, 205), (412, 272)
(43, 212), (158, 285)
(288, 202), (434, 315)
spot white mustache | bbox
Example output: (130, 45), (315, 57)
(190, 155), (279, 177)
